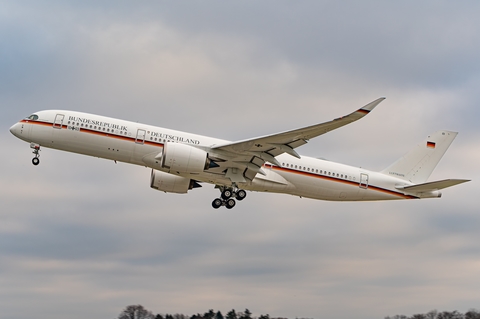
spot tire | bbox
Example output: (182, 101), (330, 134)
(221, 189), (233, 200)
(235, 189), (247, 201)
(212, 198), (223, 209)
(32, 157), (40, 166)
(225, 198), (236, 209)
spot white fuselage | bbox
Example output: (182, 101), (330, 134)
(10, 110), (425, 202)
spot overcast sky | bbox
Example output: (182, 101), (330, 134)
(1, 1), (479, 319)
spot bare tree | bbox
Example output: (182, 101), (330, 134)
(118, 305), (155, 319)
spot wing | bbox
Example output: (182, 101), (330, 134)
(209, 98), (385, 184)
(213, 97), (384, 158)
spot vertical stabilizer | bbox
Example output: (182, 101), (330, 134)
(381, 131), (458, 184)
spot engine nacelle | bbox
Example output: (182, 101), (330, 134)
(150, 169), (201, 194)
(161, 142), (211, 173)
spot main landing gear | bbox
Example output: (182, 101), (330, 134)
(30, 143), (41, 166)
(212, 187), (247, 209)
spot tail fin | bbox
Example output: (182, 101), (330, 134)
(381, 131), (458, 184)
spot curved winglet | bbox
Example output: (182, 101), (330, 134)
(361, 97), (385, 112)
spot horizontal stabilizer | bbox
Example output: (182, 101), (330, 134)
(396, 179), (470, 192)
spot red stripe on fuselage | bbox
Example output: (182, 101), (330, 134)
(270, 165), (417, 199)
(22, 119), (165, 148)
(20, 119), (64, 128)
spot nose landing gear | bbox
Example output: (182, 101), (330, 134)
(30, 143), (41, 166)
(212, 186), (247, 209)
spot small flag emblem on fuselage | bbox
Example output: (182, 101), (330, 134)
(427, 141), (436, 148)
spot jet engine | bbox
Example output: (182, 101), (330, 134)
(160, 142), (212, 173)
(150, 169), (201, 194)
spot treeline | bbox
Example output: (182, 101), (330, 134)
(117, 305), (480, 319)
(385, 309), (480, 319)
(117, 305), (293, 319)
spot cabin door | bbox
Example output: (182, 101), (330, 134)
(359, 173), (369, 189)
(135, 129), (146, 144)
(53, 114), (65, 129)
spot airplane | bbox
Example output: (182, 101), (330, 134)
(9, 98), (470, 209)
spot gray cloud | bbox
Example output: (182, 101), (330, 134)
(1, 1), (479, 319)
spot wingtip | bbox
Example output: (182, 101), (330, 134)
(358, 97), (386, 113)
(359, 97), (386, 112)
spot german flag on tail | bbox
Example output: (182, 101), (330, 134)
(427, 141), (436, 148)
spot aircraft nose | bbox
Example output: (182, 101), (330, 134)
(10, 123), (19, 137)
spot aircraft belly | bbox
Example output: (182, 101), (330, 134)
(278, 170), (341, 200)
(311, 179), (357, 201)
(246, 179), (291, 193)
(248, 169), (294, 193)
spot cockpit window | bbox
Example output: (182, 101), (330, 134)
(26, 114), (39, 121)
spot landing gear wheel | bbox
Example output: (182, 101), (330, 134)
(30, 144), (41, 166)
(212, 198), (223, 209)
(225, 198), (236, 209)
(235, 189), (247, 201)
(221, 189), (233, 200)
